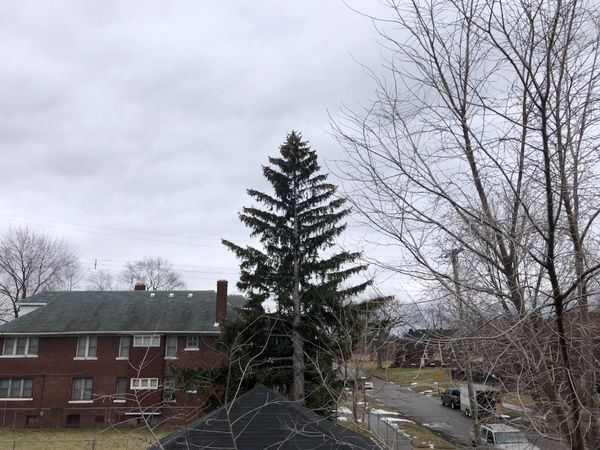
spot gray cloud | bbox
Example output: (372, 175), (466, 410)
(0, 0), (390, 292)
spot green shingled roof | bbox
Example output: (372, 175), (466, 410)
(0, 291), (247, 335)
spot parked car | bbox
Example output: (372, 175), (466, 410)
(440, 388), (461, 409)
(470, 423), (540, 449)
(360, 376), (374, 390)
(460, 384), (500, 418)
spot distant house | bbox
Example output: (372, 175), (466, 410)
(0, 280), (245, 428)
(392, 329), (455, 368)
(149, 384), (378, 450)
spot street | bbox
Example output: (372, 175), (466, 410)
(365, 374), (566, 450)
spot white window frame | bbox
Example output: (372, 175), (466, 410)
(185, 336), (199, 350)
(0, 379), (33, 400)
(117, 336), (130, 359)
(165, 336), (177, 359)
(133, 335), (160, 347)
(114, 377), (128, 403)
(75, 336), (97, 360)
(130, 378), (159, 390)
(163, 378), (176, 402)
(1, 337), (38, 357)
(70, 378), (93, 403)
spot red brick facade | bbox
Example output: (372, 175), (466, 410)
(0, 333), (224, 428)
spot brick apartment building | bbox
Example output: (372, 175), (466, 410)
(0, 280), (244, 428)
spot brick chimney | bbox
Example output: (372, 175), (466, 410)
(134, 283), (146, 291)
(216, 280), (228, 323)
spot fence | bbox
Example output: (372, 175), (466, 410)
(367, 409), (413, 450)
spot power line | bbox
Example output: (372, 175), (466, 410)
(0, 213), (253, 248)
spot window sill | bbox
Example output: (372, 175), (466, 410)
(186, 391), (198, 394)
(0, 398), (33, 401)
(164, 357), (178, 360)
(0, 355), (38, 358)
(68, 400), (93, 404)
(113, 399), (126, 403)
(73, 357), (97, 361)
(184, 348), (199, 351)
(115, 357), (129, 360)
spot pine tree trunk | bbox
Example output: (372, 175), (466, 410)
(292, 175), (305, 403)
(292, 258), (304, 402)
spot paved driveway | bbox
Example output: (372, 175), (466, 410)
(365, 374), (566, 450)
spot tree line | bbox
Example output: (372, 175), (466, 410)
(0, 227), (185, 321)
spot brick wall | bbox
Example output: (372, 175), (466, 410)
(0, 334), (224, 428)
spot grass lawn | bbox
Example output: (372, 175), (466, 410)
(502, 392), (536, 408)
(397, 422), (456, 449)
(0, 428), (175, 450)
(359, 362), (455, 394)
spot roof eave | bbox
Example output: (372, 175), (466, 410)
(0, 330), (222, 336)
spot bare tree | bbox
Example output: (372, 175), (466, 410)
(86, 269), (118, 291)
(335, 0), (600, 448)
(120, 257), (184, 291)
(0, 226), (79, 319)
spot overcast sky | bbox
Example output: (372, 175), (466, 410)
(0, 1), (410, 296)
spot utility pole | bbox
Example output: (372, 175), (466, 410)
(449, 248), (480, 444)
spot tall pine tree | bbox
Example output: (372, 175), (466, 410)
(223, 131), (370, 407)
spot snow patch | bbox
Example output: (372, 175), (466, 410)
(383, 417), (415, 424)
(371, 408), (400, 416)
(337, 407), (352, 414)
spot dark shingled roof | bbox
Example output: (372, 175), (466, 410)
(149, 384), (379, 450)
(0, 291), (246, 335)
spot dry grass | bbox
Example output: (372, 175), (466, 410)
(0, 428), (175, 450)
(397, 422), (456, 449)
(359, 362), (455, 394)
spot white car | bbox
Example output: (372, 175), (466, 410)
(360, 376), (374, 390)
(471, 423), (540, 450)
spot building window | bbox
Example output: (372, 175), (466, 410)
(66, 414), (80, 428)
(75, 336), (97, 359)
(115, 377), (128, 401)
(0, 379), (33, 399)
(185, 336), (199, 350)
(118, 336), (130, 359)
(163, 378), (176, 402)
(133, 335), (160, 347)
(71, 378), (93, 401)
(130, 378), (159, 390)
(185, 382), (198, 394)
(25, 415), (40, 427)
(2, 337), (38, 356)
(165, 336), (177, 358)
